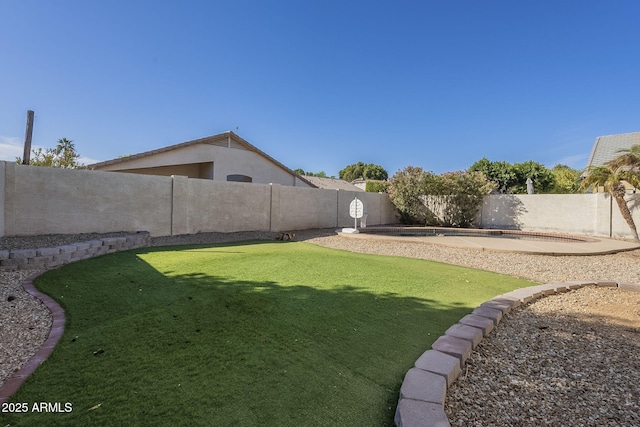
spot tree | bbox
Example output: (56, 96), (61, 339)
(422, 171), (494, 227)
(511, 161), (555, 194)
(293, 169), (329, 178)
(388, 166), (493, 226)
(549, 164), (582, 194)
(580, 153), (640, 241)
(339, 162), (388, 182)
(17, 138), (85, 169)
(468, 158), (517, 193)
(469, 158), (556, 194)
(387, 166), (431, 224)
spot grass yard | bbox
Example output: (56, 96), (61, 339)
(4, 241), (534, 426)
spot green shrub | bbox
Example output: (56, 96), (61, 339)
(365, 180), (389, 193)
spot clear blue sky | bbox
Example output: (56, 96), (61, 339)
(2, 1), (639, 177)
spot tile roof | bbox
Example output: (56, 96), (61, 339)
(302, 176), (364, 191)
(586, 132), (640, 168)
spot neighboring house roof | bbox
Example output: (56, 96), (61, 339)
(87, 131), (316, 187)
(302, 176), (364, 191)
(585, 132), (640, 169)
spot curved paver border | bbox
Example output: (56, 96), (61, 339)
(0, 272), (65, 404)
(0, 232), (151, 404)
(394, 280), (640, 427)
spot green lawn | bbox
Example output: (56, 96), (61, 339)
(4, 241), (534, 426)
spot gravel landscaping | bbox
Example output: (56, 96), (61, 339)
(1, 229), (639, 425)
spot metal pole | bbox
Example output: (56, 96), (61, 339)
(22, 110), (34, 165)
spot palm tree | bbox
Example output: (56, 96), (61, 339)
(581, 145), (640, 241)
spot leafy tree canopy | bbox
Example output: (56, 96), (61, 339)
(468, 158), (517, 193)
(17, 138), (85, 169)
(388, 166), (493, 226)
(293, 169), (330, 178)
(469, 158), (555, 194)
(549, 164), (582, 194)
(339, 162), (388, 182)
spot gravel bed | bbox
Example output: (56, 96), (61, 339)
(0, 268), (50, 388)
(1, 229), (639, 426)
(445, 286), (640, 426)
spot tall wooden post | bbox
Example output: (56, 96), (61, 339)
(22, 110), (34, 165)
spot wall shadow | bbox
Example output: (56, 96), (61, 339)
(484, 194), (527, 229)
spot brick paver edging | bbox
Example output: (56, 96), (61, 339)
(0, 232), (151, 404)
(394, 280), (640, 427)
(0, 232), (151, 270)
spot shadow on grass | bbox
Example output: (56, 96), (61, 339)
(7, 246), (478, 427)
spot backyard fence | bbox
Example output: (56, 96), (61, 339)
(0, 162), (397, 237)
(1, 161), (639, 240)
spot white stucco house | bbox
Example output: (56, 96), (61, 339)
(88, 131), (315, 187)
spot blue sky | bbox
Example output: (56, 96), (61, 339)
(2, 1), (639, 177)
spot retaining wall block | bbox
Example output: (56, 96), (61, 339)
(524, 284), (558, 296)
(500, 289), (541, 304)
(87, 240), (104, 248)
(480, 297), (518, 314)
(431, 335), (472, 365)
(36, 247), (61, 257)
(71, 249), (88, 259)
(10, 249), (37, 259)
(57, 245), (78, 254)
(53, 253), (72, 263)
(395, 399), (451, 427)
(399, 368), (447, 405)
(29, 256), (54, 266)
(595, 280), (618, 287)
(444, 324), (483, 348)
(414, 350), (461, 386)
(471, 306), (503, 326)
(0, 251), (8, 261)
(618, 283), (640, 292)
(73, 243), (91, 251)
(458, 314), (494, 337)
(45, 260), (65, 269)
(0, 258), (19, 269)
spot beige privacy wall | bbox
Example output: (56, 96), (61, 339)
(4, 161), (638, 239)
(480, 193), (640, 239)
(0, 162), (397, 237)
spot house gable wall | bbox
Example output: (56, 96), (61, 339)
(95, 143), (311, 187)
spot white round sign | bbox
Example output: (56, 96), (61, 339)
(349, 198), (364, 219)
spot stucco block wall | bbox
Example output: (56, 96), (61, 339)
(3, 163), (172, 236)
(337, 190), (397, 227)
(480, 193), (640, 239)
(172, 177), (271, 235)
(0, 162), (395, 237)
(611, 194), (640, 238)
(271, 185), (338, 231)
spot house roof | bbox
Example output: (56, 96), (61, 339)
(586, 132), (640, 169)
(302, 176), (364, 191)
(87, 131), (316, 187)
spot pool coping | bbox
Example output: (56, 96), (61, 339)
(394, 280), (640, 427)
